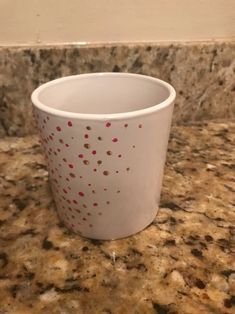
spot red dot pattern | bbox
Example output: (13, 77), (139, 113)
(34, 110), (143, 233)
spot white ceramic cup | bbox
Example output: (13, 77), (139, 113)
(31, 73), (176, 240)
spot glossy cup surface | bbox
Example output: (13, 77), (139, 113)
(31, 73), (176, 240)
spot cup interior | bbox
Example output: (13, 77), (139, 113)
(36, 73), (172, 115)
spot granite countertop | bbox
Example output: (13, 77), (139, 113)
(0, 121), (234, 314)
(1, 41), (235, 137)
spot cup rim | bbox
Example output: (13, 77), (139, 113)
(31, 72), (176, 120)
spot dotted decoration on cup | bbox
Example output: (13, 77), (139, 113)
(34, 114), (143, 233)
(112, 137), (118, 143)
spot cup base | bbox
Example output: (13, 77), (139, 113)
(58, 208), (158, 240)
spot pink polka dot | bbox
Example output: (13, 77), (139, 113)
(112, 137), (118, 142)
(84, 134), (89, 139)
(92, 150), (96, 155)
(65, 143), (69, 147)
(63, 188), (67, 194)
(93, 168), (97, 172)
(78, 154), (84, 158)
(68, 164), (74, 168)
(106, 122), (111, 128)
(68, 121), (73, 127)
(56, 126), (61, 132)
(138, 124), (142, 128)
(78, 192), (84, 197)
(93, 203), (98, 207)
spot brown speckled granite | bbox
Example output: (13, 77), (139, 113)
(0, 121), (235, 313)
(0, 41), (235, 137)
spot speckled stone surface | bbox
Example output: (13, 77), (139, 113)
(0, 41), (235, 137)
(0, 121), (234, 313)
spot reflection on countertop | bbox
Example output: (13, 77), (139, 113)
(0, 121), (234, 313)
